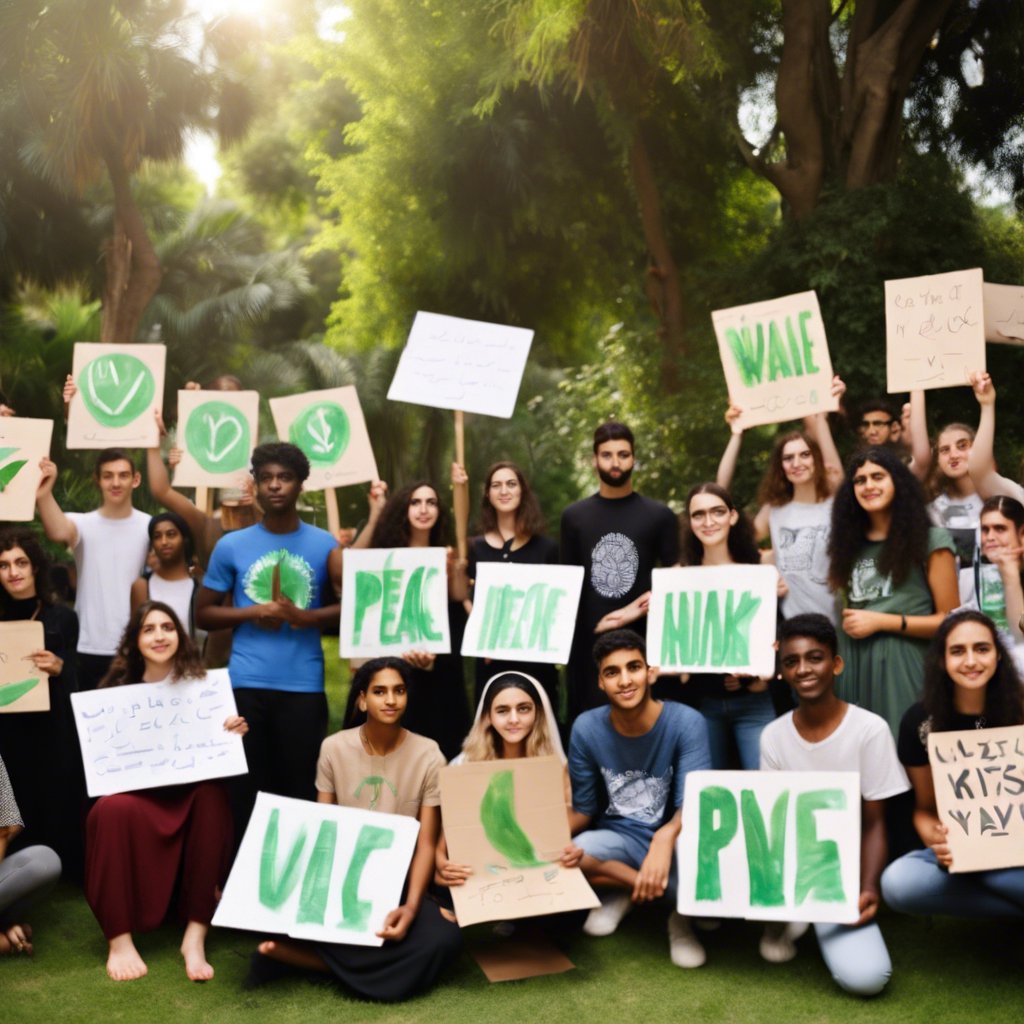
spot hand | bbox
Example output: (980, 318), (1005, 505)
(368, 480), (388, 515)
(928, 823), (953, 868)
(559, 843), (583, 870)
(403, 650), (436, 671)
(829, 374), (847, 401)
(841, 608), (886, 640)
(451, 462), (468, 486)
(239, 476), (256, 507)
(853, 889), (879, 927)
(5, 924), (32, 955)
(900, 403), (912, 437)
(184, 380), (202, 391)
(167, 446), (183, 469)
(988, 544), (1024, 576)
(334, 528), (357, 548)
(223, 715), (248, 736)
(62, 374), (77, 404)
(26, 650), (62, 677)
(436, 857), (473, 886)
(36, 457), (58, 498)
(0, 404), (15, 417)
(376, 904), (416, 942)
(723, 674), (743, 692)
(633, 837), (672, 902)
(595, 592), (651, 633)
(969, 369), (995, 406)
(776, 576), (789, 599)
(724, 403), (743, 434)
(251, 597), (306, 630)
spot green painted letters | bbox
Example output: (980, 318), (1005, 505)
(353, 571), (383, 644)
(725, 311), (820, 388)
(259, 809), (307, 909)
(661, 589), (761, 667)
(297, 820), (337, 925)
(794, 790), (846, 905)
(695, 786), (738, 901)
(339, 824), (395, 931)
(741, 789), (788, 907)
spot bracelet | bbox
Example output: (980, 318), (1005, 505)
(900, 613), (907, 632)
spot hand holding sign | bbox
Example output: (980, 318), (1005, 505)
(0, 621), (49, 713)
(0, 418), (53, 521)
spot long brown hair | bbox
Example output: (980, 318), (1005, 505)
(756, 431), (830, 507)
(460, 674), (558, 761)
(478, 461), (546, 538)
(100, 601), (205, 688)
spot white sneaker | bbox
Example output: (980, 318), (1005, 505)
(668, 912), (706, 968)
(759, 921), (810, 963)
(583, 891), (633, 937)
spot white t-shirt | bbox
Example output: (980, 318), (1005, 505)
(68, 508), (151, 655)
(768, 498), (836, 623)
(928, 491), (983, 605)
(759, 704), (910, 800)
(148, 573), (199, 638)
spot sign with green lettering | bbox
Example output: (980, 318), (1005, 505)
(212, 792), (420, 946)
(173, 389), (259, 488)
(678, 770), (860, 923)
(712, 290), (837, 430)
(461, 563), (583, 664)
(0, 417), (52, 522)
(340, 547), (451, 658)
(0, 621), (49, 713)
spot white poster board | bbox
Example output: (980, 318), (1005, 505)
(0, 417), (53, 522)
(70, 669), (247, 796)
(173, 389), (259, 488)
(647, 564), (778, 676)
(66, 342), (166, 448)
(885, 268), (985, 391)
(678, 770), (861, 924)
(387, 311), (534, 418)
(213, 792), (420, 946)
(462, 563), (583, 664)
(983, 282), (1024, 344)
(0, 621), (48, 713)
(712, 291), (838, 430)
(340, 547), (451, 658)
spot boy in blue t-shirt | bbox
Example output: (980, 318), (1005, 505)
(569, 629), (711, 968)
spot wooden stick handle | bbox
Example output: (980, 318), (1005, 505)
(325, 487), (341, 537)
(196, 486), (214, 517)
(453, 410), (469, 561)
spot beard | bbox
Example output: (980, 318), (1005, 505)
(598, 465), (633, 488)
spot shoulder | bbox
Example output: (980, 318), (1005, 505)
(570, 706), (612, 743)
(845, 703), (893, 740)
(759, 710), (792, 746)
(926, 527), (956, 554)
(320, 728), (360, 756)
(43, 602), (78, 629)
(659, 700), (707, 735)
(561, 497), (594, 524)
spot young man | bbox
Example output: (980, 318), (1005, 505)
(196, 442), (342, 828)
(568, 629), (711, 968)
(36, 450), (151, 690)
(759, 613), (909, 996)
(854, 398), (900, 448)
(561, 422), (679, 719)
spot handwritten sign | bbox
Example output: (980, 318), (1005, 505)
(677, 770), (860, 923)
(0, 417), (53, 522)
(927, 724), (1024, 873)
(269, 386), (379, 492)
(66, 343), (166, 449)
(173, 389), (259, 488)
(462, 563), (583, 665)
(885, 268), (985, 392)
(340, 547), (451, 658)
(213, 791), (419, 946)
(983, 282), (1024, 345)
(0, 621), (48, 713)
(69, 669), (247, 796)
(387, 311), (534, 419)
(441, 757), (598, 926)
(646, 564), (778, 676)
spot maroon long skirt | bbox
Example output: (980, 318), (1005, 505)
(85, 781), (233, 939)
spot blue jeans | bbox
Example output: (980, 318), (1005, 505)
(813, 922), (891, 996)
(575, 827), (678, 904)
(699, 690), (776, 770)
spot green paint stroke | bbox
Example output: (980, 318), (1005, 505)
(80, 353), (155, 428)
(243, 549), (314, 607)
(477, 583), (566, 653)
(353, 561), (441, 647)
(355, 775), (397, 811)
(725, 311), (818, 388)
(0, 457), (28, 493)
(290, 402), (350, 467)
(794, 789), (847, 905)
(339, 824), (395, 931)
(661, 589), (762, 667)
(0, 677), (39, 707)
(259, 809), (308, 909)
(184, 400), (250, 473)
(694, 786), (738, 901)
(741, 788), (788, 907)
(480, 770), (546, 868)
(297, 820), (337, 925)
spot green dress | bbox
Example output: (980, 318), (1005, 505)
(836, 527), (954, 736)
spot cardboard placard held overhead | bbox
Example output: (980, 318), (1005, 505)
(0, 621), (49, 713)
(647, 564), (779, 676)
(387, 311), (534, 418)
(269, 386), (379, 492)
(885, 268), (985, 392)
(983, 282), (1024, 344)
(440, 756), (599, 927)
(677, 770), (861, 924)
(712, 291), (839, 430)
(66, 343), (166, 449)
(213, 792), (420, 947)
(0, 417), (53, 522)
(172, 389), (259, 489)
(462, 563), (583, 664)
(928, 724), (1024, 873)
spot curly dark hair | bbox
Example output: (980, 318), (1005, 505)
(756, 431), (830, 507)
(99, 601), (205, 688)
(250, 442), (310, 484)
(922, 610), (1024, 731)
(0, 528), (56, 612)
(681, 483), (761, 566)
(369, 481), (450, 548)
(477, 461), (546, 537)
(828, 447), (931, 590)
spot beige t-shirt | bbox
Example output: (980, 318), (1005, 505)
(315, 728), (444, 817)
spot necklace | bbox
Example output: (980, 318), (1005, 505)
(360, 725), (384, 757)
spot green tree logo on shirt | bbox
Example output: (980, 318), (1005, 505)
(243, 549), (316, 608)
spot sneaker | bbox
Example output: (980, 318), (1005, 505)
(583, 891), (633, 937)
(759, 921), (810, 963)
(668, 912), (707, 968)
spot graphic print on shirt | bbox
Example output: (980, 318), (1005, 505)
(355, 775), (397, 811)
(590, 532), (640, 598)
(848, 556), (893, 604)
(777, 524), (830, 584)
(243, 548), (316, 608)
(600, 767), (671, 825)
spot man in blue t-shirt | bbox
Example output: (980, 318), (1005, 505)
(569, 629), (711, 968)
(197, 442), (342, 827)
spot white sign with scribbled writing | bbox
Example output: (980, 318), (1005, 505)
(983, 282), (1024, 344)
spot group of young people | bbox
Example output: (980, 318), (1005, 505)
(1, 365), (1023, 1002)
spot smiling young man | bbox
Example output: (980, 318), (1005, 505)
(568, 629), (711, 968)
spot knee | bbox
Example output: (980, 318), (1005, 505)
(832, 960), (891, 998)
(31, 845), (62, 888)
(880, 859), (913, 914)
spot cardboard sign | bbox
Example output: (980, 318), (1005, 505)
(173, 389), (259, 488)
(340, 547), (451, 658)
(712, 291), (839, 430)
(66, 342), (166, 448)
(927, 724), (1024, 873)
(462, 563), (583, 665)
(387, 311), (534, 419)
(269, 386), (379, 491)
(213, 791), (420, 947)
(0, 621), (49, 713)
(440, 757), (599, 927)
(885, 268), (985, 392)
(677, 770), (861, 923)
(69, 670), (247, 796)
(647, 564), (779, 676)
(983, 282), (1024, 344)
(0, 417), (53, 522)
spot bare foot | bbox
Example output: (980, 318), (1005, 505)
(257, 939), (327, 972)
(181, 921), (214, 982)
(107, 933), (147, 981)
(5, 924), (33, 955)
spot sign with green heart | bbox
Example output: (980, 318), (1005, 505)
(0, 620), (49, 714)
(174, 389), (260, 488)
(0, 417), (53, 522)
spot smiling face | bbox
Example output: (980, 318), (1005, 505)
(255, 461), (301, 514)
(688, 491), (737, 552)
(779, 636), (843, 703)
(138, 608), (180, 673)
(151, 520), (185, 567)
(936, 428), (972, 480)
(487, 467), (522, 515)
(358, 667), (408, 726)
(980, 509), (1024, 558)
(96, 458), (140, 508)
(780, 438), (816, 486)
(593, 439), (634, 488)
(486, 686), (537, 753)
(596, 647), (656, 711)
(407, 485), (440, 536)
(0, 546), (36, 600)
(852, 460), (895, 515)
(945, 619), (998, 696)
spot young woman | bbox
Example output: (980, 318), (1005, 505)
(973, 496), (1024, 671)
(252, 657), (462, 1002)
(86, 602), (247, 982)
(130, 512), (201, 639)
(828, 448), (959, 735)
(881, 611), (1024, 918)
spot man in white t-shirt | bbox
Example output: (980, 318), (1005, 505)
(759, 613), (910, 997)
(36, 449), (151, 690)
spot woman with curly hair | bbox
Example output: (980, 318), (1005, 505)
(828, 447), (959, 735)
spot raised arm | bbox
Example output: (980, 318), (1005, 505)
(906, 390), (931, 481)
(715, 404), (744, 490)
(803, 375), (846, 491)
(377, 802), (441, 940)
(35, 458), (78, 549)
(856, 798), (888, 926)
(966, 371), (1022, 500)
(349, 480), (388, 550)
(145, 418), (210, 560)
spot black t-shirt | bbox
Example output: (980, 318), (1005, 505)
(897, 700), (992, 767)
(468, 533), (559, 586)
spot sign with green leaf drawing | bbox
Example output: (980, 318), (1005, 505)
(67, 343), (166, 449)
(0, 621), (49, 714)
(270, 386), (379, 492)
(677, 770), (861, 923)
(173, 389), (259, 488)
(212, 792), (419, 946)
(0, 417), (53, 522)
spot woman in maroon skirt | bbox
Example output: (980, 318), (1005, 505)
(86, 601), (247, 982)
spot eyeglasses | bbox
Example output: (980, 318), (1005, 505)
(690, 506), (730, 524)
(859, 418), (893, 430)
